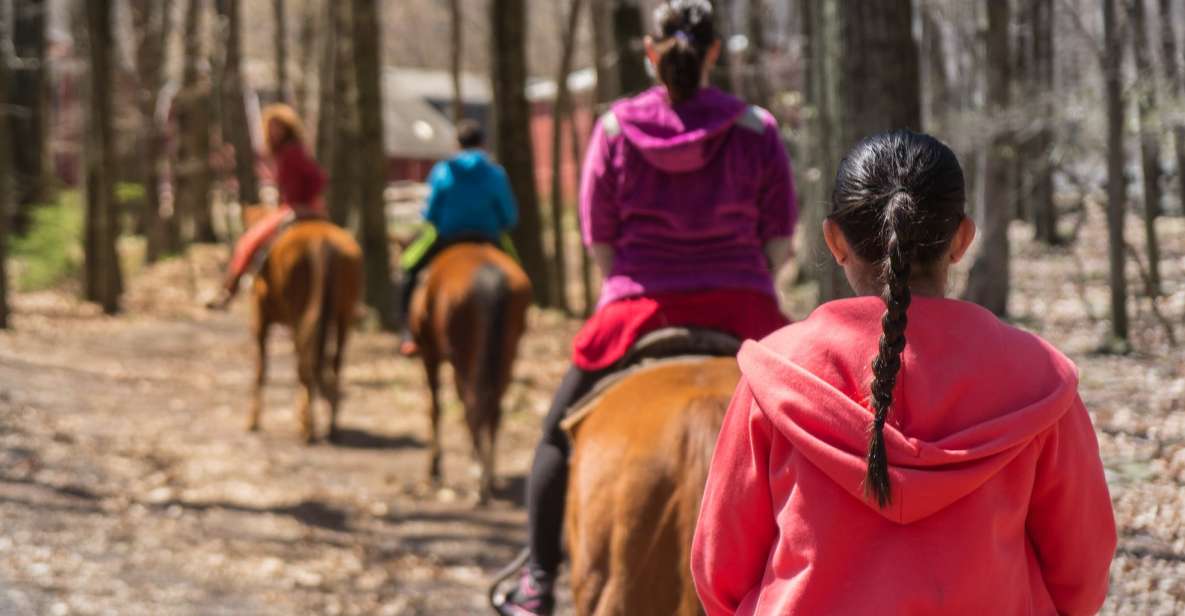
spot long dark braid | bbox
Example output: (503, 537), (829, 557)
(828, 130), (966, 508)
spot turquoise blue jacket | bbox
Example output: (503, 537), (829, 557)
(423, 150), (519, 240)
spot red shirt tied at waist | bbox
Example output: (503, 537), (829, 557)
(571, 288), (790, 371)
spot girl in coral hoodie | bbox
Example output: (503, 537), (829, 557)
(691, 130), (1116, 615)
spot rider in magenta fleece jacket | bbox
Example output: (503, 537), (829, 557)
(691, 296), (1116, 615)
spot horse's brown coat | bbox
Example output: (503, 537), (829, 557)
(246, 210), (363, 443)
(409, 243), (531, 503)
(565, 357), (740, 616)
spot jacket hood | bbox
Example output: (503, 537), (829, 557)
(737, 296), (1080, 524)
(445, 150), (491, 176)
(611, 86), (748, 173)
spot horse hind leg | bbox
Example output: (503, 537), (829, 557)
(248, 312), (270, 432)
(324, 315), (349, 443)
(423, 353), (444, 484)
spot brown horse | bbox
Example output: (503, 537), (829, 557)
(244, 207), (363, 443)
(408, 243), (532, 504)
(563, 356), (739, 615)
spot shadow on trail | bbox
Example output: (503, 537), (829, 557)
(491, 473), (526, 506)
(329, 428), (423, 450)
(149, 497), (351, 532)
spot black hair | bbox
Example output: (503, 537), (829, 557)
(652, 0), (717, 104)
(456, 119), (484, 149)
(828, 130), (966, 508)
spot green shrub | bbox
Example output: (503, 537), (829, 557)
(10, 191), (84, 291)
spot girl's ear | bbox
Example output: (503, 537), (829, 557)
(948, 217), (977, 264)
(822, 219), (851, 266)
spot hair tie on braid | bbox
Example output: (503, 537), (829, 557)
(674, 30), (693, 45)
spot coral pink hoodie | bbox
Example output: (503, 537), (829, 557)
(691, 297), (1116, 615)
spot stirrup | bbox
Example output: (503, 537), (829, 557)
(487, 547), (531, 612)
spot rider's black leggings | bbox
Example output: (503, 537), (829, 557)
(526, 364), (610, 576)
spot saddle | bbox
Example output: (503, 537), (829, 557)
(247, 209), (328, 276)
(562, 327), (741, 428)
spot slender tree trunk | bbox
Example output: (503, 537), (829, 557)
(83, 0), (122, 314)
(216, 0), (259, 207)
(963, 0), (1011, 316)
(449, 0), (464, 124)
(1127, 0), (1162, 295)
(10, 0), (50, 230)
(745, 0), (772, 109)
(130, 0), (174, 262)
(1159, 0), (1185, 217)
(491, 0), (551, 305)
(611, 0), (650, 96)
(315, 0), (336, 163)
(0, 0), (12, 328)
(327, 0), (358, 227)
(548, 0), (585, 314)
(1031, 0), (1058, 244)
(711, 0), (739, 92)
(1103, 0), (1129, 345)
(797, 0), (848, 302)
(570, 109), (593, 316)
(177, 0), (215, 243)
(273, 0), (288, 102)
(294, 1), (317, 118)
(352, 0), (396, 329)
(920, 6), (952, 132)
(591, 0), (617, 104)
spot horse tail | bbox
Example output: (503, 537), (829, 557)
(471, 261), (510, 406)
(297, 238), (336, 390)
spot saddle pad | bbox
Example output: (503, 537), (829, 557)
(560, 355), (732, 435)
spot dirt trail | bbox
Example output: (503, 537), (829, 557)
(0, 247), (576, 615)
(0, 216), (1183, 614)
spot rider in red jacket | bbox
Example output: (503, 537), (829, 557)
(208, 104), (326, 309)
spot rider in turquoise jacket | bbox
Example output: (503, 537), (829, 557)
(398, 120), (519, 355)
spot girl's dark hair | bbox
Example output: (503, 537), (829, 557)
(652, 0), (717, 104)
(828, 130), (966, 508)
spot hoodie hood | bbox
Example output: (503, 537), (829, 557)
(737, 296), (1080, 524)
(445, 149), (491, 177)
(611, 86), (747, 173)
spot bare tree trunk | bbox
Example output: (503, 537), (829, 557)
(0, 0), (12, 328)
(491, 0), (552, 306)
(920, 5), (952, 132)
(130, 0), (174, 262)
(327, 0), (358, 227)
(352, 0), (396, 329)
(963, 0), (1011, 316)
(745, 0), (772, 109)
(83, 0), (122, 314)
(837, 0), (921, 149)
(797, 0), (848, 302)
(216, 0), (258, 207)
(315, 0), (336, 163)
(294, 0), (317, 118)
(1103, 0), (1129, 345)
(1128, 0), (1162, 295)
(1030, 0), (1058, 244)
(611, 0), (650, 96)
(273, 0), (288, 102)
(177, 0), (215, 243)
(570, 107), (593, 316)
(10, 0), (50, 231)
(1159, 0), (1185, 217)
(449, 0), (464, 124)
(711, 0), (739, 93)
(548, 0), (585, 314)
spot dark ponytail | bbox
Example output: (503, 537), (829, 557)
(828, 130), (967, 508)
(652, 0), (717, 104)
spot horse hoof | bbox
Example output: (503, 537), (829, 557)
(327, 429), (342, 444)
(246, 423), (260, 433)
